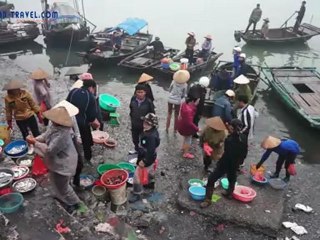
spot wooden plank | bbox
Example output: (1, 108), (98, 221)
(291, 94), (317, 115)
(275, 76), (320, 84)
(301, 94), (320, 108)
(298, 94), (320, 114)
(273, 69), (315, 77)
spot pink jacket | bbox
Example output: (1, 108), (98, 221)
(177, 102), (199, 136)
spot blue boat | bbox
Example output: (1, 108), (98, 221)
(77, 18), (153, 65)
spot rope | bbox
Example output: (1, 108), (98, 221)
(64, 27), (74, 66)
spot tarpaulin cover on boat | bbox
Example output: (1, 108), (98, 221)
(48, 2), (84, 25)
(116, 18), (148, 35)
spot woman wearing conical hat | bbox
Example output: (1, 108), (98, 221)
(135, 73), (154, 102)
(256, 136), (300, 182)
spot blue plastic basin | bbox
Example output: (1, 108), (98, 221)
(0, 193), (24, 214)
(188, 186), (206, 201)
(4, 140), (28, 157)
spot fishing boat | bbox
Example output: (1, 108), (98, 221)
(152, 50), (223, 77)
(77, 18), (153, 65)
(262, 67), (320, 129)
(41, 1), (91, 46)
(0, 41), (43, 59)
(203, 61), (261, 117)
(118, 47), (180, 70)
(234, 23), (320, 45)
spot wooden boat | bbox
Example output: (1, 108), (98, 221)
(152, 50), (223, 77)
(0, 21), (40, 46)
(234, 23), (320, 45)
(203, 61), (261, 117)
(42, 2), (90, 46)
(76, 18), (153, 65)
(118, 47), (180, 70)
(262, 67), (320, 129)
(0, 41), (43, 59)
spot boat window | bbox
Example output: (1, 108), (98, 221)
(293, 83), (314, 93)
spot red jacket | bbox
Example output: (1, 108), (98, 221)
(177, 102), (199, 136)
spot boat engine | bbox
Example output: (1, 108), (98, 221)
(234, 31), (242, 43)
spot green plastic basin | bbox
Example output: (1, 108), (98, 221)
(97, 163), (121, 175)
(169, 62), (180, 71)
(117, 162), (135, 173)
(99, 94), (121, 112)
(188, 179), (204, 187)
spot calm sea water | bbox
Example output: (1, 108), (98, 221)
(3, 0), (320, 163)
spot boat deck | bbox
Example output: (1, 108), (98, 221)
(272, 69), (320, 116)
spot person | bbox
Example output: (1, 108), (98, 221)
(3, 80), (42, 153)
(237, 95), (258, 168)
(200, 119), (247, 208)
(188, 76), (210, 137)
(244, 4), (262, 34)
(129, 113), (160, 203)
(200, 117), (228, 172)
(185, 32), (196, 64)
(256, 136), (300, 182)
(235, 53), (249, 78)
(148, 37), (164, 59)
(27, 107), (87, 214)
(177, 93), (201, 159)
(135, 73), (155, 102)
(211, 67), (233, 91)
(30, 69), (52, 126)
(66, 80), (100, 164)
(166, 70), (189, 134)
(52, 100), (83, 188)
(234, 74), (252, 102)
(129, 84), (155, 154)
(261, 18), (270, 38)
(112, 28), (123, 53)
(198, 35), (213, 61)
(212, 90), (235, 124)
(293, 1), (306, 32)
(232, 47), (242, 78)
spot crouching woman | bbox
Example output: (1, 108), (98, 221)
(26, 107), (86, 213)
(129, 113), (160, 203)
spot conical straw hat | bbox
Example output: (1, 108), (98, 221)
(234, 74), (250, 84)
(31, 69), (49, 80)
(205, 117), (226, 131)
(53, 100), (79, 117)
(261, 136), (281, 149)
(173, 70), (190, 84)
(137, 73), (154, 83)
(2, 80), (25, 90)
(43, 107), (73, 127)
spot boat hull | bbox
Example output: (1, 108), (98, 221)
(43, 27), (90, 46)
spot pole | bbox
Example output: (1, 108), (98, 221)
(81, 0), (86, 26)
(43, 0), (48, 31)
(280, 11), (297, 28)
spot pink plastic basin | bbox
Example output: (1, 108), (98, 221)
(232, 185), (257, 203)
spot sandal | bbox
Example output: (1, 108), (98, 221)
(183, 153), (194, 159)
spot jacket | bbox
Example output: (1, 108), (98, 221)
(212, 95), (233, 123)
(185, 36), (196, 49)
(168, 81), (187, 105)
(200, 127), (228, 160)
(235, 63), (249, 78)
(32, 80), (52, 108)
(261, 22), (269, 37)
(235, 84), (252, 102)
(188, 83), (207, 115)
(129, 96), (155, 129)
(5, 90), (40, 121)
(238, 104), (258, 139)
(249, 7), (262, 22)
(149, 40), (164, 53)
(34, 125), (78, 176)
(233, 53), (240, 68)
(66, 87), (97, 127)
(177, 101), (199, 136)
(138, 127), (160, 167)
(211, 72), (233, 91)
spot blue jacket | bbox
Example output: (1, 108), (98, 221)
(259, 139), (300, 164)
(138, 127), (160, 167)
(211, 73), (233, 91)
(233, 54), (240, 68)
(212, 95), (233, 123)
(66, 88), (97, 127)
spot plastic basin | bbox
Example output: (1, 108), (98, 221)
(269, 178), (287, 190)
(117, 162), (135, 173)
(0, 168), (14, 189)
(0, 193), (24, 213)
(232, 185), (257, 203)
(97, 163), (121, 175)
(79, 175), (95, 189)
(188, 186), (206, 201)
(251, 174), (268, 185)
(100, 169), (128, 190)
(99, 94), (121, 112)
(250, 164), (265, 176)
(4, 140), (28, 157)
(169, 62), (180, 71)
(188, 179), (204, 187)
(220, 178), (238, 190)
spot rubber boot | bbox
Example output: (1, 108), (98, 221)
(283, 172), (290, 183)
(200, 187), (214, 208)
(270, 172), (279, 179)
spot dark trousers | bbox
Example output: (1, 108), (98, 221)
(78, 124), (93, 162)
(185, 48), (194, 64)
(245, 20), (257, 33)
(131, 126), (143, 151)
(72, 137), (84, 186)
(238, 134), (249, 166)
(275, 153), (296, 177)
(293, 18), (302, 32)
(203, 155), (212, 169)
(207, 160), (237, 194)
(16, 115), (40, 140)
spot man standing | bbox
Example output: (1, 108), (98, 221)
(149, 37), (164, 59)
(212, 90), (235, 124)
(66, 80), (100, 164)
(244, 4), (262, 34)
(185, 32), (197, 64)
(293, 1), (306, 32)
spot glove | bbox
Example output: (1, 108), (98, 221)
(203, 143), (213, 156)
(7, 120), (12, 130)
(37, 113), (43, 124)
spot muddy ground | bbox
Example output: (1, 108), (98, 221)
(0, 58), (320, 240)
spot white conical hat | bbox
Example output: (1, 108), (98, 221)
(53, 100), (79, 117)
(234, 75), (250, 84)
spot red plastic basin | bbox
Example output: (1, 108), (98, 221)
(233, 185), (257, 203)
(100, 169), (128, 190)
